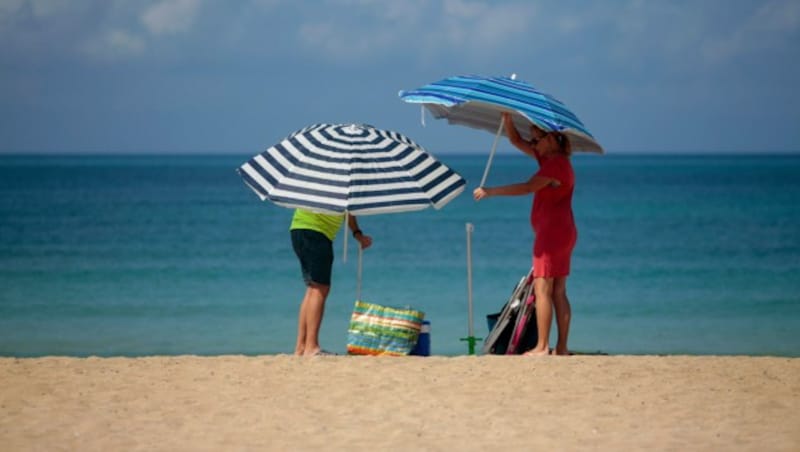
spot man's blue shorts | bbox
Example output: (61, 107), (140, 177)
(291, 229), (333, 286)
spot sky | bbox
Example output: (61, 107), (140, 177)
(1, 0), (799, 154)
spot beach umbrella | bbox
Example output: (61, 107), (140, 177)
(237, 122), (466, 297)
(399, 74), (603, 186)
(238, 123), (465, 215)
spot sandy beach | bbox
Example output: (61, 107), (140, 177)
(1, 355), (798, 451)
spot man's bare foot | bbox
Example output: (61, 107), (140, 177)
(522, 347), (550, 356)
(554, 347), (571, 356)
(303, 348), (337, 357)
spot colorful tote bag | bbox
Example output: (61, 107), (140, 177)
(346, 300), (425, 356)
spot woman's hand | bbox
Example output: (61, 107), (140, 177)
(473, 187), (490, 201)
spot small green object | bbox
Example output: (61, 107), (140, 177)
(460, 336), (481, 355)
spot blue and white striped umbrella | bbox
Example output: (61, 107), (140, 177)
(237, 123), (466, 215)
(399, 74), (603, 154)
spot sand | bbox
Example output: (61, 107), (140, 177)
(1, 355), (798, 451)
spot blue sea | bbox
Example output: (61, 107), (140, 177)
(1, 153), (799, 357)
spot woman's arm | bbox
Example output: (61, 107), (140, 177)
(502, 112), (535, 158)
(502, 112), (546, 160)
(473, 174), (558, 201)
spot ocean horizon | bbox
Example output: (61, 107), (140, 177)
(1, 152), (799, 357)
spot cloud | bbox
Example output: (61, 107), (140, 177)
(75, 0), (203, 61)
(701, 0), (800, 63)
(439, 0), (533, 51)
(751, 0), (800, 32)
(0, 0), (23, 16)
(141, 0), (201, 36)
(80, 29), (145, 60)
(295, 0), (536, 62)
(28, 0), (71, 17)
(296, 0), (424, 61)
(0, 0), (70, 18)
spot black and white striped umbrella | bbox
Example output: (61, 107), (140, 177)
(237, 123), (466, 215)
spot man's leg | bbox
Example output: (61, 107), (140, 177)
(302, 283), (331, 356)
(295, 289), (311, 355)
(524, 277), (553, 356)
(552, 277), (571, 356)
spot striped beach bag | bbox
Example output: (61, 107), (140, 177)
(346, 300), (425, 356)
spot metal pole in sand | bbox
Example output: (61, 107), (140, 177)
(460, 222), (480, 354)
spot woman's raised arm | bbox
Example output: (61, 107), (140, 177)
(502, 112), (538, 159)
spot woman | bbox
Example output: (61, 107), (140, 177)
(473, 112), (577, 356)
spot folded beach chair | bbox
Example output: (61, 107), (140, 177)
(482, 269), (539, 355)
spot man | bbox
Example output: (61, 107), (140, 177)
(289, 209), (372, 356)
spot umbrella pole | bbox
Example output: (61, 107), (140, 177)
(479, 74), (516, 188)
(460, 222), (481, 355)
(479, 118), (505, 188)
(343, 211), (348, 263)
(357, 245), (363, 301)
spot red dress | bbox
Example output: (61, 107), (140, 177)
(530, 153), (577, 278)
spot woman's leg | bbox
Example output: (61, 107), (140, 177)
(552, 277), (571, 355)
(525, 277), (553, 355)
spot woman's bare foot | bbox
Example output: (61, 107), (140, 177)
(522, 347), (550, 356)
